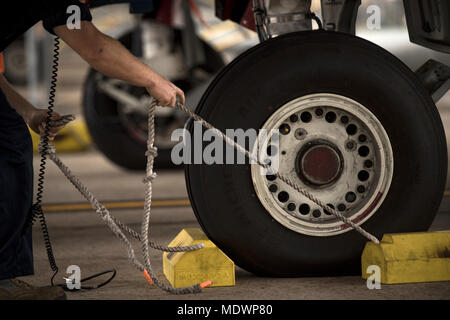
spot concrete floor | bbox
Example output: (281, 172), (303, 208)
(20, 151), (449, 300)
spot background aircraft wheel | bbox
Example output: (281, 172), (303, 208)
(83, 22), (224, 170)
(185, 31), (447, 276)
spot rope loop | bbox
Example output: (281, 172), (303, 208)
(142, 173), (157, 183)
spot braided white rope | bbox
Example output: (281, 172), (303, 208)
(39, 108), (206, 294)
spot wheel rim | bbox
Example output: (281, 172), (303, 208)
(251, 93), (394, 236)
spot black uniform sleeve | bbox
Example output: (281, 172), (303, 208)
(42, 1), (92, 35)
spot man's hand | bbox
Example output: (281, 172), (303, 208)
(27, 108), (65, 140)
(146, 75), (185, 107)
(0, 75), (66, 140)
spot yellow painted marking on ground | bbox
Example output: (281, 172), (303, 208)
(43, 199), (190, 212)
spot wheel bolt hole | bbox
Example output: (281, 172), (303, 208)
(358, 146), (370, 157)
(337, 203), (346, 211)
(358, 170), (370, 182)
(364, 160), (373, 168)
(324, 203), (335, 215)
(315, 108), (323, 117)
(340, 116), (349, 124)
(346, 124), (357, 135)
(312, 209), (321, 218)
(279, 123), (291, 135)
(287, 203), (296, 211)
(299, 204), (310, 215)
(358, 134), (367, 143)
(269, 184), (278, 193)
(325, 112), (337, 123)
(278, 191), (289, 203)
(357, 185), (366, 193)
(345, 192), (357, 203)
(300, 112), (312, 123)
(290, 114), (299, 123)
(266, 174), (277, 181)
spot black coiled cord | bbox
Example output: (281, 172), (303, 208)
(30, 36), (116, 291)
(32, 36), (61, 286)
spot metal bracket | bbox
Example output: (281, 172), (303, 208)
(320, 0), (361, 34)
(263, 0), (312, 37)
(416, 59), (450, 103)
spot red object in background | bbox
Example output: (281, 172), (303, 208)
(239, 1), (256, 31)
(156, 0), (209, 28)
(0, 53), (4, 74)
(215, 0), (255, 31)
(155, 0), (173, 25)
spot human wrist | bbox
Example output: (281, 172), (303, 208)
(22, 105), (36, 125)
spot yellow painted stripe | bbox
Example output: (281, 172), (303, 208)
(40, 190), (450, 213)
(42, 199), (190, 212)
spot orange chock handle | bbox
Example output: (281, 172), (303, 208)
(142, 270), (154, 285)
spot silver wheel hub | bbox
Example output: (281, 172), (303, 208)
(251, 93), (394, 236)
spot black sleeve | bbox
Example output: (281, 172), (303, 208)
(42, 1), (92, 35)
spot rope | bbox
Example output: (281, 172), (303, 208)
(40, 98), (379, 295)
(39, 103), (207, 294)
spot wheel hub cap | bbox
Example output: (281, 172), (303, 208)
(298, 143), (342, 186)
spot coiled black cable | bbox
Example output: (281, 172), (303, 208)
(32, 36), (61, 286)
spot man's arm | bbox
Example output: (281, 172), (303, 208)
(54, 21), (184, 107)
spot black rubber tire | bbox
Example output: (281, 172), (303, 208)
(82, 29), (224, 170)
(185, 31), (447, 276)
(3, 38), (28, 86)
